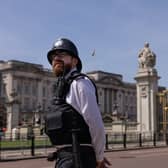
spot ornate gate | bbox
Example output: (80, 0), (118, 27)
(157, 90), (168, 134)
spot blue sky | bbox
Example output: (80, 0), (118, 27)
(0, 0), (168, 86)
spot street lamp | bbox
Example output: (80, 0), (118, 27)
(120, 112), (128, 148)
(120, 112), (128, 134)
(29, 103), (42, 156)
(29, 104), (42, 156)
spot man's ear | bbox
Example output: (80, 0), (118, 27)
(72, 57), (78, 67)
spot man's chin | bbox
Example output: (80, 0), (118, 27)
(52, 65), (72, 77)
(53, 69), (64, 77)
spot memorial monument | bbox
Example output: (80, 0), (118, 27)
(135, 42), (159, 133)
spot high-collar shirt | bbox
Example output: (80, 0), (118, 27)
(66, 68), (105, 161)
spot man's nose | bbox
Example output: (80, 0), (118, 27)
(53, 55), (63, 61)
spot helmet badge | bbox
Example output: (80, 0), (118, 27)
(54, 40), (63, 47)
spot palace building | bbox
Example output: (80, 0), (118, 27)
(0, 60), (139, 133)
(1, 44), (167, 135)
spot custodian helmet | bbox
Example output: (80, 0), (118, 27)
(47, 38), (82, 72)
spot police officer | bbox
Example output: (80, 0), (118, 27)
(46, 38), (111, 168)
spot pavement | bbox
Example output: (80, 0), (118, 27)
(1, 148), (168, 168)
(0, 141), (167, 162)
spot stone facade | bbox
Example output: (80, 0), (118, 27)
(87, 71), (137, 122)
(0, 60), (138, 133)
(0, 60), (55, 133)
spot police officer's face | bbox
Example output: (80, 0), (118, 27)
(51, 51), (78, 76)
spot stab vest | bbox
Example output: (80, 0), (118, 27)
(45, 72), (98, 145)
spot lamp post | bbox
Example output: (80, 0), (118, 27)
(120, 112), (128, 148)
(30, 103), (42, 156)
(30, 109), (36, 156)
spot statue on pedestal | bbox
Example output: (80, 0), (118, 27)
(138, 42), (156, 69)
(135, 42), (159, 133)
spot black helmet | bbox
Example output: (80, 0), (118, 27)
(47, 38), (82, 72)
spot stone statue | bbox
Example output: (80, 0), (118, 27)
(138, 42), (156, 69)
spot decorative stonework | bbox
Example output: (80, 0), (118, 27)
(138, 42), (156, 69)
(140, 85), (147, 97)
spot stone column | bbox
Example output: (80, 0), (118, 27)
(37, 79), (42, 105)
(5, 73), (13, 134)
(101, 88), (105, 114)
(106, 89), (110, 114)
(134, 43), (159, 133)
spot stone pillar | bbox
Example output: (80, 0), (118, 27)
(5, 73), (13, 134)
(107, 89), (110, 114)
(134, 43), (159, 133)
(37, 79), (42, 105)
(104, 88), (107, 113)
(12, 103), (20, 128)
(6, 106), (12, 133)
(7, 88), (20, 131)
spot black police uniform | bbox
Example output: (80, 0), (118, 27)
(45, 72), (97, 168)
(45, 38), (104, 168)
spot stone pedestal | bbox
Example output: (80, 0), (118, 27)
(135, 68), (159, 133)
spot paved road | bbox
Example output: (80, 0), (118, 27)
(1, 147), (168, 168)
(0, 158), (55, 168)
(106, 147), (168, 168)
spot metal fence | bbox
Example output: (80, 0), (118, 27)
(0, 133), (55, 160)
(105, 132), (168, 150)
(0, 132), (168, 161)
